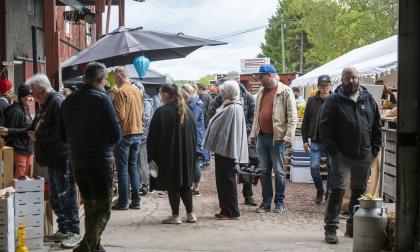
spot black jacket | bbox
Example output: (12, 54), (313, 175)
(199, 93), (212, 127)
(301, 92), (327, 143)
(31, 92), (68, 166)
(60, 84), (122, 170)
(4, 102), (33, 155)
(147, 101), (196, 191)
(319, 85), (382, 159)
(208, 83), (255, 134)
(0, 97), (10, 126)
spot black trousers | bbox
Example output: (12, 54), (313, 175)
(74, 165), (113, 252)
(215, 154), (240, 218)
(242, 180), (253, 198)
(167, 187), (193, 215)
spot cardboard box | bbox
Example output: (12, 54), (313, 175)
(15, 214), (43, 228)
(0, 195), (13, 225)
(25, 237), (43, 249)
(14, 202), (43, 216)
(14, 191), (44, 205)
(13, 177), (44, 192)
(0, 147), (14, 189)
(0, 223), (14, 238)
(0, 235), (14, 252)
(16, 225), (42, 239)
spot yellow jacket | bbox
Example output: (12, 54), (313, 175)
(250, 82), (297, 143)
(113, 83), (144, 136)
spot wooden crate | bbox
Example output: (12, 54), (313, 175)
(383, 172), (396, 201)
(0, 147), (14, 189)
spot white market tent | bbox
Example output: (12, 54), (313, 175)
(291, 35), (397, 88)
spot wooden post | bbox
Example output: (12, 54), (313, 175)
(44, 0), (60, 91)
(106, 0), (112, 34)
(396, 0), (420, 250)
(95, 0), (103, 39)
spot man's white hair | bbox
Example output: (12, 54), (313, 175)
(221, 80), (240, 101)
(113, 66), (130, 78)
(25, 74), (54, 93)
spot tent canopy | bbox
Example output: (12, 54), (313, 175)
(62, 65), (173, 86)
(291, 35), (397, 87)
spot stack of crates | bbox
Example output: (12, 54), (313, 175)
(13, 177), (44, 249)
(0, 194), (14, 252)
(290, 136), (312, 183)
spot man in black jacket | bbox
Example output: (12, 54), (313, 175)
(60, 62), (122, 252)
(301, 75), (333, 204)
(320, 67), (382, 244)
(208, 71), (257, 206)
(27, 74), (81, 248)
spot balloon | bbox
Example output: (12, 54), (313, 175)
(133, 55), (150, 78)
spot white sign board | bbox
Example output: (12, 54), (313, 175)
(240, 58), (270, 74)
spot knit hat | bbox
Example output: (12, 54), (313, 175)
(18, 84), (31, 99)
(0, 79), (12, 94)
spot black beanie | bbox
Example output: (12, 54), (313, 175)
(18, 84), (31, 99)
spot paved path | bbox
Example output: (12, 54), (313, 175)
(43, 168), (353, 251)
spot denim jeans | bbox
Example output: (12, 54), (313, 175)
(48, 159), (80, 234)
(257, 134), (286, 206)
(114, 135), (141, 207)
(193, 158), (201, 184)
(201, 148), (211, 163)
(309, 141), (333, 194)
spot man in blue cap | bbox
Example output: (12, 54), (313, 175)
(250, 64), (297, 214)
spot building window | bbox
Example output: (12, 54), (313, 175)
(27, 0), (34, 16)
(85, 24), (92, 46)
(64, 6), (71, 38)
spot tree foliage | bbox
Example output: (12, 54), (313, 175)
(260, 0), (398, 74)
(198, 74), (215, 86)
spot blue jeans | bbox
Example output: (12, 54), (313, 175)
(114, 135), (141, 207)
(309, 141), (333, 195)
(48, 159), (80, 234)
(201, 148), (211, 163)
(257, 134), (286, 206)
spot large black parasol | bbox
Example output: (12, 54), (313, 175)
(61, 27), (226, 80)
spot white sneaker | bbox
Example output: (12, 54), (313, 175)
(161, 215), (181, 224)
(44, 230), (68, 242)
(61, 232), (81, 248)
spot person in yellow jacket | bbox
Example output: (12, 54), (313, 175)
(112, 66), (144, 210)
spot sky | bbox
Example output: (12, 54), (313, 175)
(106, 0), (279, 80)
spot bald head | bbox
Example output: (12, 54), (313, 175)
(341, 67), (359, 95)
(341, 67), (359, 85)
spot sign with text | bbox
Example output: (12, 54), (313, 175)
(240, 58), (270, 74)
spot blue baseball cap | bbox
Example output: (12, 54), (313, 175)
(254, 64), (276, 75)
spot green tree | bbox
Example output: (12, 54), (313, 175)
(260, 0), (398, 74)
(198, 74), (215, 86)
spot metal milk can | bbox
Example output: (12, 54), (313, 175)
(353, 198), (388, 252)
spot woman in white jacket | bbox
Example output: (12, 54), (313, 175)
(204, 80), (248, 220)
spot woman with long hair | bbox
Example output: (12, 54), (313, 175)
(147, 84), (197, 224)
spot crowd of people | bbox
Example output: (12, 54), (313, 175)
(0, 61), (385, 251)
